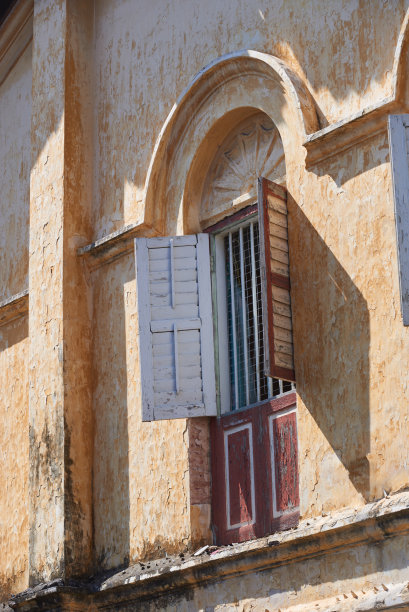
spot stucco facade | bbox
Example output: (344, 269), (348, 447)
(2, 0), (409, 610)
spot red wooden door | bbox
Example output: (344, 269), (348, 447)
(211, 392), (299, 545)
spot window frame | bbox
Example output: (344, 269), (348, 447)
(206, 203), (295, 416)
(207, 192), (299, 546)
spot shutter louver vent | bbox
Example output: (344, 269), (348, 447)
(258, 177), (296, 382)
(135, 234), (216, 421)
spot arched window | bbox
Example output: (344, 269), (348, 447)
(135, 111), (299, 544)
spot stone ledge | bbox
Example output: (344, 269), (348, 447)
(0, 289), (28, 327)
(9, 491), (409, 610)
(303, 97), (402, 167)
(286, 580), (409, 612)
(77, 222), (158, 269)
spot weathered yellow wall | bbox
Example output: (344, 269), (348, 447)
(87, 0), (409, 569)
(292, 130), (408, 515)
(0, 42), (31, 300)
(3, 0), (409, 599)
(91, 0), (407, 238)
(92, 253), (192, 566)
(0, 40), (31, 600)
(28, 0), (94, 585)
(0, 315), (29, 597)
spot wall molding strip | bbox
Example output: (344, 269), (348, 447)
(0, 288), (28, 326)
(303, 97), (402, 166)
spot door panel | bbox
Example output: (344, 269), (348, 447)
(211, 392), (299, 545)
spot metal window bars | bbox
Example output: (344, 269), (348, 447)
(224, 220), (295, 410)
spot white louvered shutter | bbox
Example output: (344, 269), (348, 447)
(134, 234), (217, 421)
(388, 114), (409, 326)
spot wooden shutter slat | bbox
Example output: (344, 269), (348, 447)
(150, 268), (197, 282)
(147, 235), (197, 248)
(274, 339), (293, 355)
(148, 245), (196, 260)
(269, 210), (288, 228)
(269, 222), (288, 240)
(274, 327), (292, 343)
(135, 234), (217, 421)
(272, 285), (290, 305)
(273, 301), (292, 318)
(258, 177), (295, 382)
(275, 351), (294, 370)
(270, 247), (289, 266)
(269, 235), (289, 253)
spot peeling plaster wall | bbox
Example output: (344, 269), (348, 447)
(0, 42), (31, 301)
(92, 253), (191, 568)
(89, 0), (409, 570)
(0, 316), (29, 598)
(3, 0), (409, 600)
(92, 0), (408, 238)
(0, 40), (31, 601)
(292, 131), (409, 516)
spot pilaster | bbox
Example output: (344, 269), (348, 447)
(29, 0), (94, 584)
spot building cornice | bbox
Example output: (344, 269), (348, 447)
(0, 289), (28, 327)
(77, 222), (158, 270)
(10, 492), (409, 610)
(303, 97), (403, 167)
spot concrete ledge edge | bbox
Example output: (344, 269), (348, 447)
(9, 491), (409, 609)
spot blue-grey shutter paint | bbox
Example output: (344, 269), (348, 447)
(389, 114), (409, 326)
(135, 234), (217, 420)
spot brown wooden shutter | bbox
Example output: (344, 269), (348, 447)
(258, 177), (295, 382)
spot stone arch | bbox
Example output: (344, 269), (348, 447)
(190, 109), (285, 230)
(142, 50), (320, 235)
(393, 8), (409, 105)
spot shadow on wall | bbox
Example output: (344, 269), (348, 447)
(0, 314), (28, 352)
(92, 256), (133, 570)
(288, 193), (370, 502)
(93, 0), (407, 234)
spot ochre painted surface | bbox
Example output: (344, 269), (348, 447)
(0, 316), (29, 599)
(291, 130), (408, 516)
(29, 0), (94, 585)
(91, 0), (407, 240)
(0, 26), (31, 604)
(3, 0), (409, 605)
(0, 43), (31, 302)
(92, 253), (191, 566)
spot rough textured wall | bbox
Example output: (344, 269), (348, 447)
(0, 43), (31, 301)
(293, 130), (409, 515)
(106, 530), (409, 611)
(0, 36), (31, 602)
(0, 315), (29, 599)
(29, 0), (94, 583)
(89, 0), (409, 566)
(91, 0), (407, 239)
(92, 252), (191, 568)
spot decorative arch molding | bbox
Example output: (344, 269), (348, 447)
(393, 8), (409, 104)
(142, 50), (320, 234)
